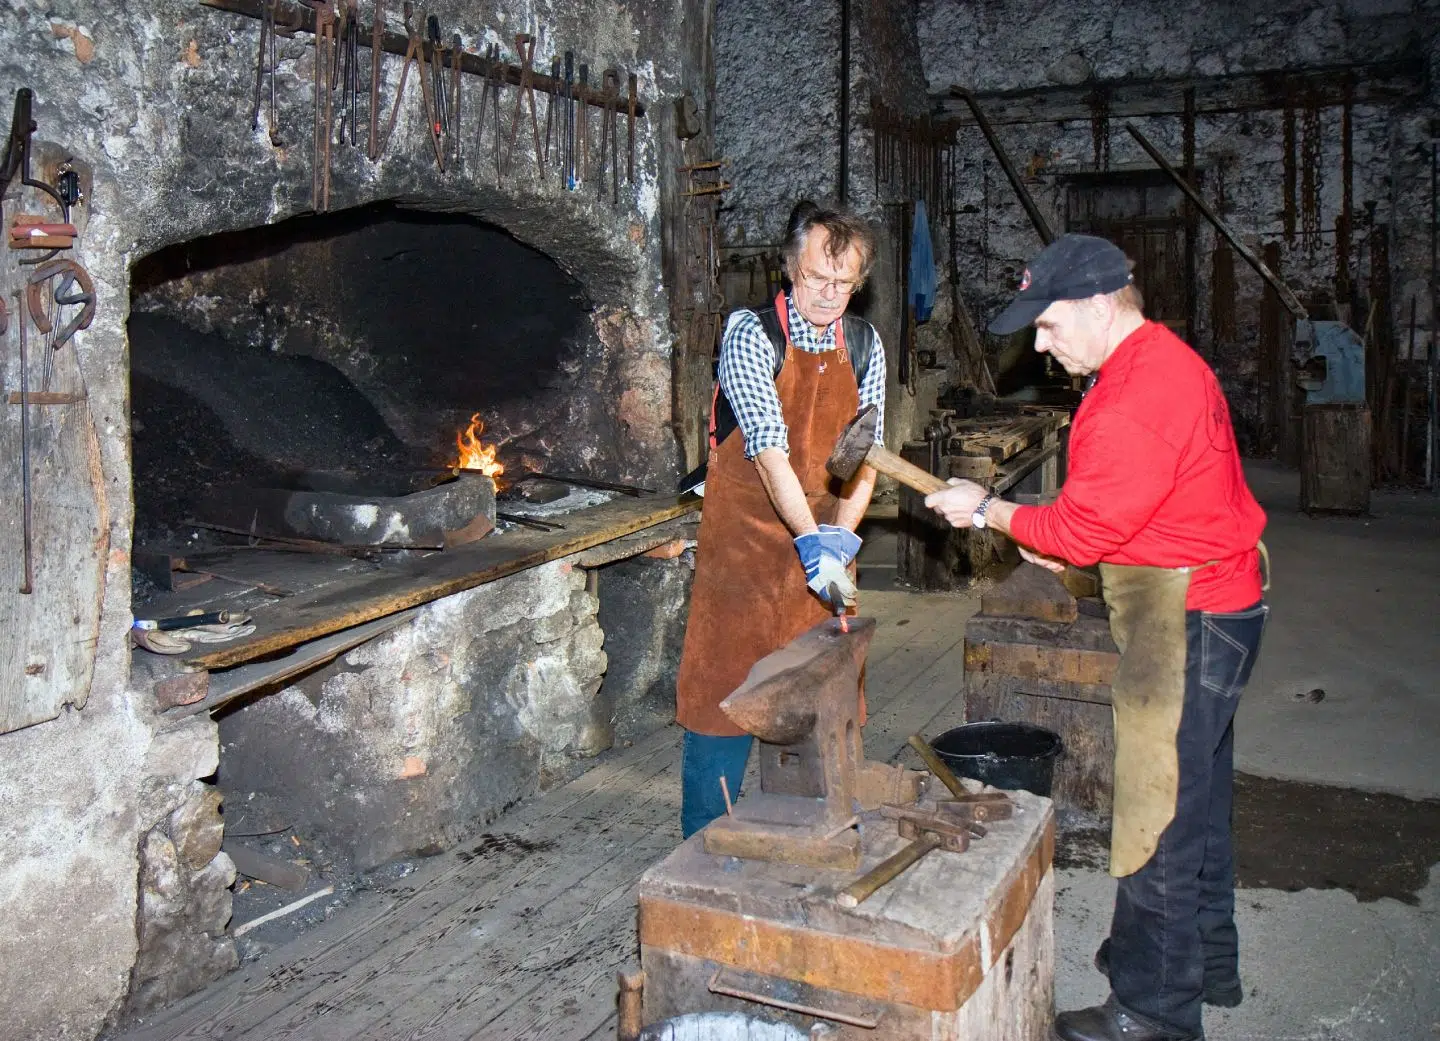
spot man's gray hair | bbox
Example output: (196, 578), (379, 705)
(1109, 282), (1145, 314)
(782, 201), (878, 282)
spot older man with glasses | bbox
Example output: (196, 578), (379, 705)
(673, 201), (886, 838)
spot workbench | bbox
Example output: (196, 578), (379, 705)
(898, 407), (1070, 589)
(638, 789), (1055, 1040)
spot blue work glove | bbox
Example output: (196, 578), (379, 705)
(817, 524), (862, 567)
(794, 532), (858, 609)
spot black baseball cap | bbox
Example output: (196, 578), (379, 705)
(988, 234), (1134, 335)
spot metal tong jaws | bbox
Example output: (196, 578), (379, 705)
(879, 791), (1014, 849)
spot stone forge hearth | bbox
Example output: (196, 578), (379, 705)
(119, 204), (696, 1016)
(128, 204), (632, 547)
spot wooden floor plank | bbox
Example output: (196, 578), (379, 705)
(328, 805), (676, 1039)
(293, 824), (670, 1041)
(218, 753), (682, 1040)
(865, 641), (971, 765)
(127, 730), (682, 1041)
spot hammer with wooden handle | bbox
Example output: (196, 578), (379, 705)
(826, 404), (951, 495)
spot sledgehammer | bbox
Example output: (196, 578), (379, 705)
(826, 404), (951, 494)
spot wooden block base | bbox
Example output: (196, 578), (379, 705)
(640, 791), (1056, 1040)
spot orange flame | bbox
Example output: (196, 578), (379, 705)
(451, 413), (504, 478)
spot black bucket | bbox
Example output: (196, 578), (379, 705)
(931, 722), (1063, 797)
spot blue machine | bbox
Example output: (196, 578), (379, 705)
(1292, 320), (1366, 405)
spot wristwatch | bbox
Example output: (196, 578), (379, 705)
(971, 494), (996, 530)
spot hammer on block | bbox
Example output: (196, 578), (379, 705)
(826, 404), (952, 495)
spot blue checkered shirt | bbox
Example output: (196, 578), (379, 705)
(717, 293), (886, 460)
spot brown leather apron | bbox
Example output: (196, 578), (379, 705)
(1098, 562), (1192, 877)
(675, 301), (861, 736)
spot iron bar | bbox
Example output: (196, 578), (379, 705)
(1125, 121), (1307, 320)
(949, 87), (1053, 244)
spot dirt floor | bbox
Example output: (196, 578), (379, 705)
(1055, 774), (1440, 906)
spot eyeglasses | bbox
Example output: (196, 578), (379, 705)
(797, 269), (863, 296)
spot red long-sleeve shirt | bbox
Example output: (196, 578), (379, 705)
(1010, 321), (1266, 612)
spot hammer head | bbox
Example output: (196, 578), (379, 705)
(826, 404), (880, 483)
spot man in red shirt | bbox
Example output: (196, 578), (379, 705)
(927, 234), (1268, 1041)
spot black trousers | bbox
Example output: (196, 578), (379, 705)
(1108, 601), (1268, 1035)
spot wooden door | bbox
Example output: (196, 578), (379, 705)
(1064, 172), (1190, 339)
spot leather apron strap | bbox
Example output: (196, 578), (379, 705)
(1098, 562), (1192, 877)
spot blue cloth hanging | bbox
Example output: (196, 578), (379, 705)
(910, 199), (937, 323)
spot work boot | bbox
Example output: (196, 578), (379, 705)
(1052, 995), (1201, 1041)
(1093, 938), (1244, 1008)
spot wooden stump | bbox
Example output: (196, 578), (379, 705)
(963, 565), (1121, 817)
(1300, 404), (1371, 515)
(639, 792), (1056, 1040)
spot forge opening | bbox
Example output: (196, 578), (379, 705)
(128, 203), (612, 545)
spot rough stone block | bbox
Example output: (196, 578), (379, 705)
(170, 784), (225, 871)
(145, 716), (220, 783)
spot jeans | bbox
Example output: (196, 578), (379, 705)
(680, 730), (753, 838)
(1108, 601), (1268, 1036)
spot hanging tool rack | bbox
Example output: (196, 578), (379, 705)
(198, 0), (648, 208)
(868, 99), (956, 221)
(1, 88), (99, 596)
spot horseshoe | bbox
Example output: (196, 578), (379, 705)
(26, 258), (96, 347)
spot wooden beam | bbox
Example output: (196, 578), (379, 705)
(178, 495), (698, 670)
(934, 58), (1425, 126)
(161, 610), (420, 721)
(197, 0), (645, 116)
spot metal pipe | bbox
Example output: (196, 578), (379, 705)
(949, 87), (1053, 245)
(1125, 121), (1308, 321)
(838, 0), (850, 205)
(1429, 139), (1437, 489)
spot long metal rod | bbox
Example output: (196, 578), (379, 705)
(949, 87), (1053, 244)
(1429, 139), (1437, 489)
(1125, 121), (1308, 321)
(838, 0), (850, 205)
(14, 290), (33, 594)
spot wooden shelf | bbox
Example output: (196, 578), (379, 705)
(138, 494), (698, 671)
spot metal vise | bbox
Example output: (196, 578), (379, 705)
(1293, 319), (1366, 404)
(703, 616), (916, 870)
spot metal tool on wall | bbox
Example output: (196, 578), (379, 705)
(578, 64), (589, 186)
(367, 0), (384, 158)
(505, 34), (544, 180)
(27, 258), (95, 391)
(426, 14), (448, 144)
(310, 0), (336, 210)
(626, 72), (637, 187)
(563, 50), (576, 189)
(251, 0), (286, 147)
(448, 33), (463, 169)
(2, 89), (74, 267)
(598, 68), (618, 202)
(336, 0), (360, 148)
(379, 2), (443, 170)
(541, 56), (561, 170)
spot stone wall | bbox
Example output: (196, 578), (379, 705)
(714, 0), (961, 452)
(0, 0), (710, 1036)
(918, 0), (1440, 452)
(218, 562), (607, 871)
